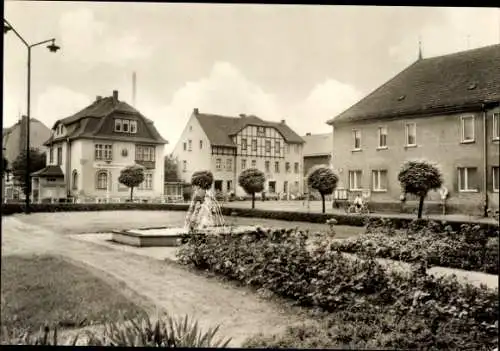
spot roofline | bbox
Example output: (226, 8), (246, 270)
(304, 153), (331, 157)
(45, 135), (167, 146)
(328, 101), (499, 126)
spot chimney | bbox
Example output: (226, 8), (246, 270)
(96, 96), (102, 102)
(112, 90), (119, 103)
(306, 132), (311, 136)
(239, 113), (246, 118)
(280, 119), (286, 124)
(193, 108), (199, 114)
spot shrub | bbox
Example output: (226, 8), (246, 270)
(191, 170), (214, 190)
(177, 229), (498, 349)
(118, 165), (145, 201)
(238, 168), (265, 209)
(306, 166), (338, 214)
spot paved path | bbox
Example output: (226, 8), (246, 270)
(224, 200), (498, 224)
(1, 216), (309, 346)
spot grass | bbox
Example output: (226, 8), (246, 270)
(1, 255), (146, 333)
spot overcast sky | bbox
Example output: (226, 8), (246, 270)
(3, 3), (500, 152)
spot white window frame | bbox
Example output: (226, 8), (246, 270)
(348, 170), (362, 191)
(122, 119), (130, 133)
(215, 158), (222, 170)
(96, 171), (108, 190)
(114, 119), (122, 132)
(460, 115), (475, 143)
(130, 120), (137, 134)
(493, 113), (499, 141)
(95, 144), (113, 161)
(352, 129), (361, 151)
(372, 170), (387, 192)
(182, 160), (187, 172)
(493, 166), (499, 193)
(241, 159), (247, 170)
(265, 140), (271, 153)
(405, 123), (417, 147)
(138, 173), (153, 190)
(458, 167), (478, 192)
(377, 126), (388, 149)
(275, 141), (280, 154)
(251, 160), (257, 168)
(257, 127), (265, 136)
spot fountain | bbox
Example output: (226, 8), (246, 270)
(111, 171), (259, 247)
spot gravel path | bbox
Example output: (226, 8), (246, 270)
(1, 215), (308, 346)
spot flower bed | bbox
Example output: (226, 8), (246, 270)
(177, 229), (498, 349)
(346, 219), (500, 274)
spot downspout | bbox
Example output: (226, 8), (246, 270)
(482, 104), (488, 217)
(66, 137), (72, 201)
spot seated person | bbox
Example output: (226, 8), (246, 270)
(353, 194), (364, 209)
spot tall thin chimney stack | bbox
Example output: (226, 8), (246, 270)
(132, 72), (137, 106)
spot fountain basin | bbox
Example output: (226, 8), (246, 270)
(111, 225), (260, 247)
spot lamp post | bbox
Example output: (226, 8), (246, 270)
(4, 19), (61, 214)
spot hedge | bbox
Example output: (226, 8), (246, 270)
(1, 203), (497, 235)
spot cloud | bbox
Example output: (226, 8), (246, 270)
(58, 8), (153, 65)
(138, 62), (362, 153)
(34, 86), (92, 128)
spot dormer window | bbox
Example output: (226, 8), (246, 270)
(114, 118), (137, 134)
(123, 120), (130, 132)
(257, 127), (265, 136)
(114, 119), (123, 132)
(130, 121), (137, 133)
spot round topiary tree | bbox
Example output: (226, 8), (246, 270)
(191, 170), (214, 190)
(119, 165), (145, 201)
(238, 168), (265, 209)
(307, 165), (338, 213)
(398, 160), (443, 219)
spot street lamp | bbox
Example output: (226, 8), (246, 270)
(4, 19), (61, 214)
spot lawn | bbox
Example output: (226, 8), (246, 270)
(1, 255), (146, 333)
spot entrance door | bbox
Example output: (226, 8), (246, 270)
(226, 180), (232, 192)
(268, 181), (276, 193)
(214, 180), (223, 192)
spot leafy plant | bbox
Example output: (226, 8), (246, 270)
(306, 166), (338, 213)
(238, 168), (265, 209)
(1, 325), (80, 346)
(191, 170), (214, 190)
(10, 147), (46, 195)
(118, 165), (145, 201)
(398, 160), (443, 219)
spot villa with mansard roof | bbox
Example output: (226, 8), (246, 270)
(33, 90), (168, 203)
(172, 108), (305, 199)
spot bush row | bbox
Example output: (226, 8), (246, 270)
(177, 230), (498, 350)
(1, 203), (497, 235)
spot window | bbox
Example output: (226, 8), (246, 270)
(378, 126), (388, 148)
(183, 142), (187, 151)
(49, 147), (54, 164)
(251, 139), (257, 152)
(405, 123), (416, 146)
(188, 140), (192, 151)
(348, 170), (362, 190)
(294, 162), (299, 173)
(95, 144), (112, 161)
(241, 159), (247, 170)
(183, 160), (187, 172)
(227, 180), (233, 191)
(226, 158), (232, 171)
(493, 167), (499, 192)
(189, 125), (193, 132)
(275, 141), (280, 154)
(285, 162), (290, 173)
(461, 116), (475, 143)
(216, 158), (222, 170)
(136, 145), (155, 161)
(275, 161), (280, 173)
(257, 127), (265, 136)
(493, 113), (499, 140)
(241, 138), (247, 151)
(130, 120), (137, 134)
(57, 147), (63, 165)
(372, 170), (388, 191)
(352, 130), (361, 150)
(71, 170), (78, 190)
(122, 120), (130, 132)
(96, 171), (108, 190)
(265, 140), (271, 153)
(251, 160), (257, 168)
(200, 140), (203, 149)
(138, 173), (153, 190)
(114, 119), (123, 132)
(458, 167), (478, 192)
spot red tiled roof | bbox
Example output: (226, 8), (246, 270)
(195, 111), (304, 147)
(329, 44), (500, 125)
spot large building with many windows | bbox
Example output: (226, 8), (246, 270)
(328, 44), (500, 215)
(36, 90), (167, 203)
(172, 109), (305, 198)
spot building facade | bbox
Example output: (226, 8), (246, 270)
(328, 44), (500, 215)
(172, 109), (305, 198)
(36, 90), (167, 203)
(302, 132), (333, 175)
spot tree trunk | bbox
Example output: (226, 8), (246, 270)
(321, 193), (325, 214)
(130, 187), (134, 202)
(252, 193), (255, 209)
(417, 195), (425, 219)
